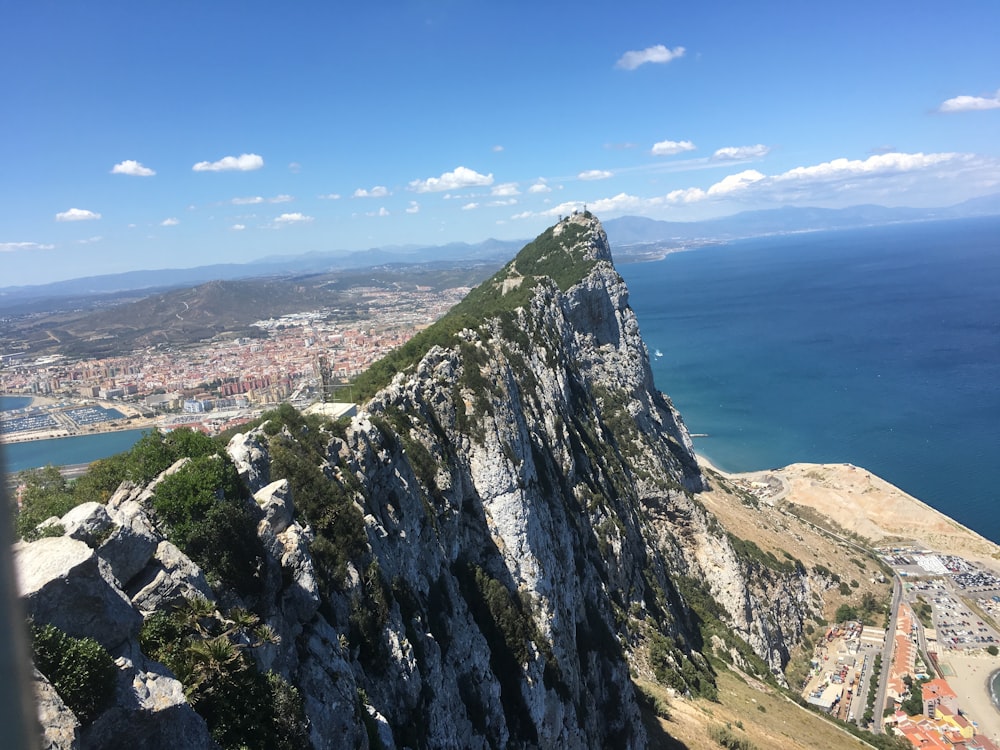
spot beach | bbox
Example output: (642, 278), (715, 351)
(936, 652), (1000, 743)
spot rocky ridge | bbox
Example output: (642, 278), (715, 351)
(17, 213), (823, 749)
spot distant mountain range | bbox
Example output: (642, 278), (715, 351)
(3, 195), (998, 310)
(602, 193), (1000, 250)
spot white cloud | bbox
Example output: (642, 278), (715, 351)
(578, 169), (613, 181)
(160, 217), (180, 226)
(55, 208), (101, 222)
(274, 212), (313, 224)
(939, 89), (1000, 113)
(409, 166), (494, 193)
(774, 152), (954, 182)
(615, 44), (685, 71)
(353, 185), (389, 198)
(405, 201), (420, 214)
(77, 236), (102, 245)
(713, 144), (770, 161)
(651, 139), (696, 156)
(590, 193), (644, 214)
(462, 202), (479, 211)
(707, 169), (766, 196)
(492, 145), (504, 152)
(528, 181), (552, 194)
(231, 194), (291, 205)
(665, 152), (974, 206)
(318, 193), (341, 200)
(488, 199), (518, 207)
(288, 161), (302, 173)
(491, 182), (520, 197)
(365, 207), (390, 217)
(0, 241), (55, 252)
(231, 224), (246, 231)
(111, 159), (155, 176)
(192, 153), (264, 172)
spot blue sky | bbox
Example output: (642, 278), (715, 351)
(2, 1), (999, 286)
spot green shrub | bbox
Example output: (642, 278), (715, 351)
(141, 601), (308, 750)
(708, 723), (758, 750)
(31, 623), (117, 724)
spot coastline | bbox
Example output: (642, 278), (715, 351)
(697, 452), (1000, 743)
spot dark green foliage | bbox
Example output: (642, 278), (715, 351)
(269, 435), (367, 591)
(151, 454), (264, 596)
(349, 562), (391, 671)
(31, 623), (117, 725)
(727, 533), (803, 575)
(455, 562), (541, 743)
(988, 644), (998, 656)
(900, 675), (930, 716)
(708, 724), (758, 750)
(15, 465), (78, 541)
(140, 600), (308, 750)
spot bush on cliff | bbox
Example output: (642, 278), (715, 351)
(31, 622), (117, 725)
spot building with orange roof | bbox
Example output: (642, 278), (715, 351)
(923, 678), (959, 719)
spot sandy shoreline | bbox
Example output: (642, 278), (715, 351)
(937, 653), (1000, 743)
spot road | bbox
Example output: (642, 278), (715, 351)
(872, 574), (902, 731)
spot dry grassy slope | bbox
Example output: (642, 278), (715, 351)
(696, 463), (891, 623)
(639, 671), (878, 750)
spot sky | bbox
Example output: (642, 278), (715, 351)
(2, 1), (999, 287)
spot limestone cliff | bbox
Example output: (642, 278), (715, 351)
(17, 213), (820, 749)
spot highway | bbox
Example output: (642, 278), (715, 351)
(872, 574), (902, 732)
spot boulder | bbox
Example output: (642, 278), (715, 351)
(227, 431), (270, 494)
(99, 499), (159, 588)
(33, 668), (80, 750)
(128, 541), (214, 612)
(60, 502), (113, 547)
(81, 656), (217, 750)
(255, 479), (294, 535)
(15, 537), (141, 651)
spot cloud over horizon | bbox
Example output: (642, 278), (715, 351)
(353, 185), (390, 198)
(1, 241), (56, 252)
(56, 208), (101, 222)
(713, 144), (771, 160)
(192, 153), (264, 172)
(939, 88), (1000, 112)
(651, 139), (696, 156)
(409, 166), (494, 193)
(274, 212), (313, 225)
(578, 169), (613, 181)
(615, 44), (685, 71)
(111, 160), (155, 176)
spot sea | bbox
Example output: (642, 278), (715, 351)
(618, 216), (1000, 546)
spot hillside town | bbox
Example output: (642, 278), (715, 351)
(1, 284), (470, 440)
(800, 546), (1000, 749)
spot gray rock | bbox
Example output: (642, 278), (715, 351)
(81, 656), (217, 750)
(98, 500), (159, 588)
(15, 537), (141, 651)
(254, 479), (293, 535)
(128, 541), (214, 613)
(227, 431), (270, 494)
(33, 668), (80, 750)
(60, 502), (113, 546)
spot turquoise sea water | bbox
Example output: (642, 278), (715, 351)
(618, 216), (1000, 546)
(0, 396), (34, 412)
(2, 429), (149, 474)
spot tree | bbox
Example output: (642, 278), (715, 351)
(15, 465), (76, 540)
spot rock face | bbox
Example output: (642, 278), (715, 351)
(18, 213), (818, 749)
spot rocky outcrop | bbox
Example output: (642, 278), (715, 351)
(18, 213), (819, 748)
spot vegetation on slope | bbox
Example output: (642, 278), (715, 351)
(350, 213), (599, 403)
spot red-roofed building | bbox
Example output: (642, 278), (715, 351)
(923, 678), (959, 719)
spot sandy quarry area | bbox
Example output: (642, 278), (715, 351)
(718, 460), (1000, 568)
